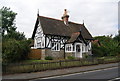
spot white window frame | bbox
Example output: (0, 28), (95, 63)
(51, 42), (60, 51)
(37, 37), (42, 48)
(65, 44), (73, 52)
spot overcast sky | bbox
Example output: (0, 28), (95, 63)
(1, 0), (119, 38)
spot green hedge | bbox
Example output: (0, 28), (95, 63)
(2, 38), (31, 63)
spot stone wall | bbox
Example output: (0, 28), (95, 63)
(43, 49), (92, 59)
(65, 52), (75, 58)
(45, 49), (64, 59)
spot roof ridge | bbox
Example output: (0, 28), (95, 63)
(38, 15), (83, 25)
(69, 21), (83, 25)
(39, 15), (62, 21)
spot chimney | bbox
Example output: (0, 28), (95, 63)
(61, 9), (69, 25)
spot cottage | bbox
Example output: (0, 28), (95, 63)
(31, 9), (93, 59)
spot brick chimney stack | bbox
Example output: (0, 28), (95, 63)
(61, 9), (69, 25)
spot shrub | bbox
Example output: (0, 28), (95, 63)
(83, 53), (91, 59)
(92, 42), (110, 57)
(67, 56), (75, 60)
(2, 38), (31, 63)
(85, 55), (88, 58)
(45, 56), (53, 60)
(93, 36), (120, 57)
(92, 44), (104, 57)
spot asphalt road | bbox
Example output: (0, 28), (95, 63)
(32, 67), (119, 81)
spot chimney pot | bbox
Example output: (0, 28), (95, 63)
(61, 9), (69, 25)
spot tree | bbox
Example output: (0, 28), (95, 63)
(113, 31), (120, 56)
(1, 6), (17, 36)
(1, 6), (26, 40)
(1, 7), (31, 63)
(113, 32), (120, 43)
(4, 31), (26, 40)
(92, 35), (119, 57)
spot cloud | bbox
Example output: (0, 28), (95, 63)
(0, 0), (119, 38)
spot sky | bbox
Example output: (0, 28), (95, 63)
(1, 0), (119, 38)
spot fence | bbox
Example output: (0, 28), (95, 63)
(28, 49), (42, 59)
(2, 57), (120, 75)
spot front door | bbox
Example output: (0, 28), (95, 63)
(75, 43), (82, 58)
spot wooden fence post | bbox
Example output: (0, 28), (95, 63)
(33, 64), (36, 72)
(59, 60), (62, 67)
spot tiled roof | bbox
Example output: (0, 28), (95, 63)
(32, 16), (93, 40)
(68, 32), (80, 43)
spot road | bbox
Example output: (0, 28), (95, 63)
(31, 67), (119, 81)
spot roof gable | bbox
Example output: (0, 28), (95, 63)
(68, 32), (80, 43)
(67, 32), (87, 44)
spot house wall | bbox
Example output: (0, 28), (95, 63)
(65, 52), (75, 58)
(45, 49), (64, 59)
(65, 42), (92, 58)
(34, 21), (45, 48)
(87, 42), (92, 55)
(88, 50), (92, 55)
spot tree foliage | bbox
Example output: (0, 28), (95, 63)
(1, 7), (31, 63)
(113, 31), (120, 43)
(4, 31), (25, 40)
(92, 35), (120, 57)
(1, 6), (17, 35)
(1, 6), (26, 40)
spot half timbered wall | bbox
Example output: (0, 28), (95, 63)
(34, 21), (45, 48)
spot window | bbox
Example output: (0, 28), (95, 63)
(37, 42), (41, 48)
(36, 37), (45, 48)
(36, 38), (41, 48)
(65, 44), (73, 52)
(51, 42), (60, 51)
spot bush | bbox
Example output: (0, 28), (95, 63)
(45, 56), (53, 60)
(83, 53), (92, 59)
(2, 38), (31, 63)
(93, 36), (120, 57)
(92, 44), (105, 57)
(67, 56), (75, 60)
